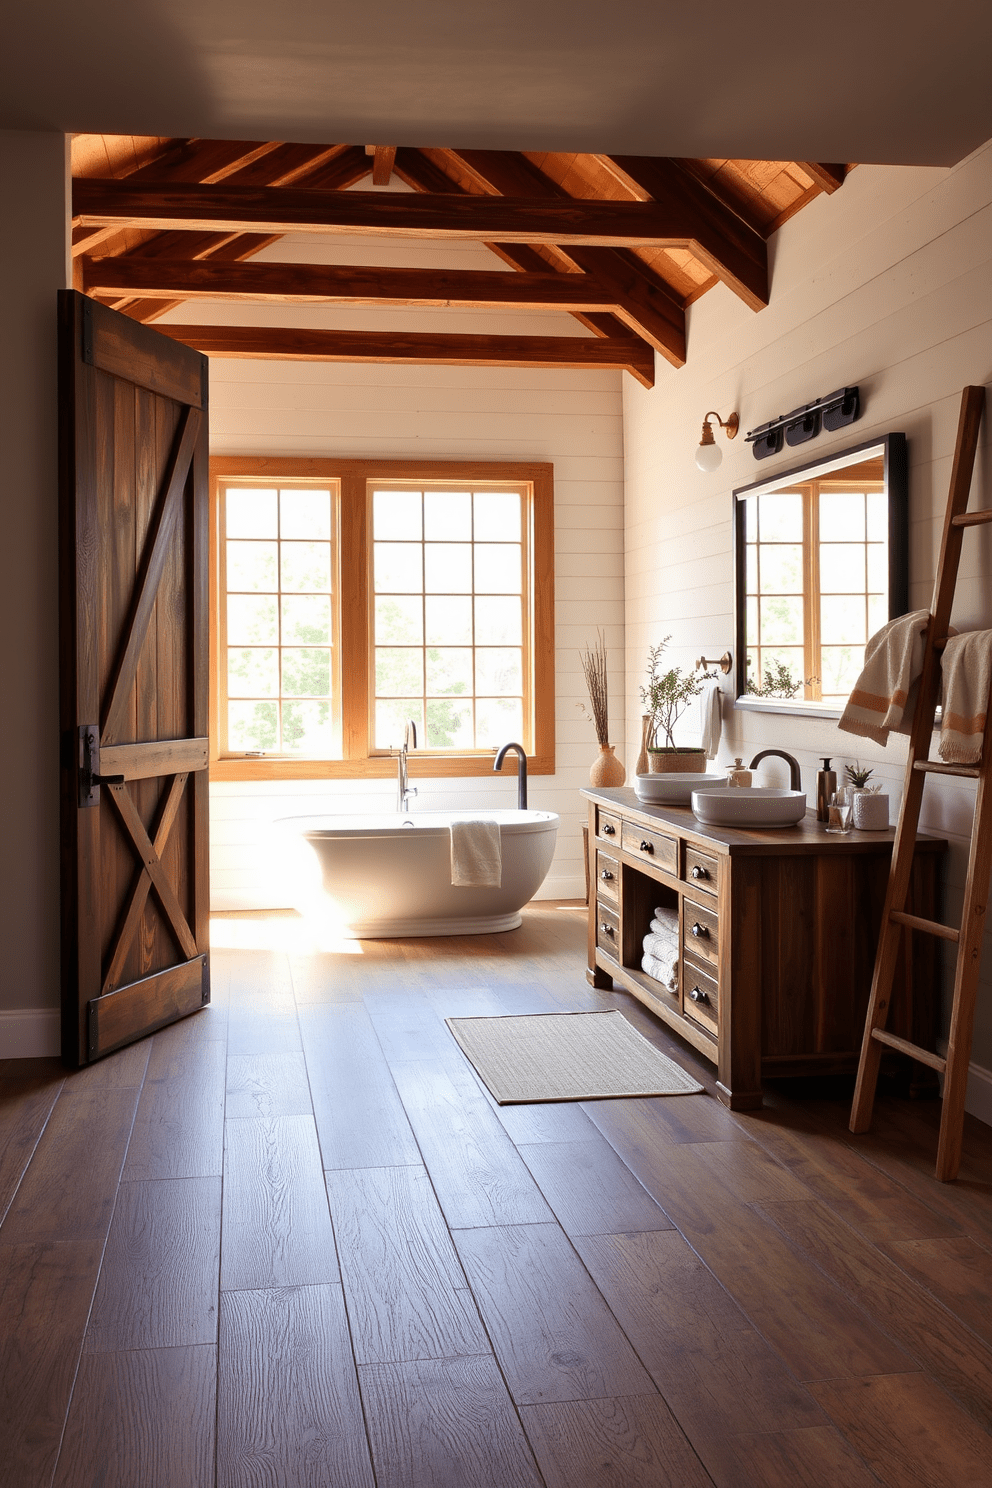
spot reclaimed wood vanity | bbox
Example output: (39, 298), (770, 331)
(583, 786), (946, 1109)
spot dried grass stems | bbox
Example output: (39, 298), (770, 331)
(579, 631), (611, 747)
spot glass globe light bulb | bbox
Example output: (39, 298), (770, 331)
(695, 439), (722, 473)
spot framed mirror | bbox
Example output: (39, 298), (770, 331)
(733, 434), (908, 716)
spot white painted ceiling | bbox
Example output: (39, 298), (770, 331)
(4, 0), (990, 167)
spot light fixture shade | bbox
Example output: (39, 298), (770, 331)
(695, 440), (723, 473)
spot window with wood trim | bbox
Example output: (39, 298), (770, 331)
(210, 459), (555, 780)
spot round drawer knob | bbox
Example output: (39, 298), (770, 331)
(691, 922), (709, 939)
(691, 864), (707, 879)
(600, 922), (615, 936)
(600, 869), (614, 880)
(689, 986), (710, 1004)
(639, 840), (654, 854)
(602, 823), (615, 836)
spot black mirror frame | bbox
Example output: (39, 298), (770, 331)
(732, 432), (909, 715)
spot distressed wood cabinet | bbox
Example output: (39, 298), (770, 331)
(583, 787), (946, 1110)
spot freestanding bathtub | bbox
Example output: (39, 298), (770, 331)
(275, 809), (560, 937)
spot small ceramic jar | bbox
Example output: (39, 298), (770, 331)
(853, 792), (889, 830)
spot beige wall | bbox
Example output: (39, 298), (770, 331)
(0, 132), (69, 1048)
(623, 141), (992, 1096)
(159, 228), (626, 907)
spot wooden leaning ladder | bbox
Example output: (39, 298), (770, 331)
(850, 385), (989, 1182)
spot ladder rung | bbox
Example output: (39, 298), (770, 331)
(870, 1028), (947, 1071)
(952, 509), (992, 528)
(913, 760), (982, 778)
(889, 908), (960, 942)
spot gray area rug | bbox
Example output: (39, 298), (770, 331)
(445, 1009), (704, 1104)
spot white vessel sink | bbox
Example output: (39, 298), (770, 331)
(634, 772), (725, 804)
(691, 786), (807, 828)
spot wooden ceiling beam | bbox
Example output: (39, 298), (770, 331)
(395, 147), (684, 366)
(152, 324), (655, 387)
(601, 155), (769, 310)
(798, 162), (848, 194)
(71, 178), (749, 249)
(370, 146), (397, 185)
(81, 256), (638, 314)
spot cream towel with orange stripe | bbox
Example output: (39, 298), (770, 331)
(938, 631), (992, 764)
(838, 609), (929, 746)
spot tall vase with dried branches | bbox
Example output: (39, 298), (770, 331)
(579, 632), (626, 787)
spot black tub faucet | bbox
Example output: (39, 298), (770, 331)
(748, 748), (802, 792)
(494, 742), (528, 809)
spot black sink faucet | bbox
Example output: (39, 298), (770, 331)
(748, 748), (802, 792)
(494, 742), (528, 809)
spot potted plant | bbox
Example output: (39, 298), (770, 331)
(640, 638), (709, 774)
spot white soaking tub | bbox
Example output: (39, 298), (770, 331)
(275, 809), (560, 937)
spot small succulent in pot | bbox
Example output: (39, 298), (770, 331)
(845, 762), (874, 789)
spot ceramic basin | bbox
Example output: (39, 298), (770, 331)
(691, 786), (807, 828)
(634, 772), (726, 804)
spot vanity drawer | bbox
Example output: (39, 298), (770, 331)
(684, 846), (719, 895)
(596, 851), (620, 905)
(621, 822), (677, 874)
(683, 897), (719, 966)
(596, 808), (621, 844)
(596, 904), (620, 955)
(682, 953), (719, 1035)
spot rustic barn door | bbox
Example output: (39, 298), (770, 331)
(59, 290), (211, 1066)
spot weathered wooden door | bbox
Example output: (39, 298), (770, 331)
(59, 290), (210, 1066)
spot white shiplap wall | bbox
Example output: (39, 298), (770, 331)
(159, 227), (626, 907)
(623, 140), (992, 1105)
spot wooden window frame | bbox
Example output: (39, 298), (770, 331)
(209, 457), (555, 781)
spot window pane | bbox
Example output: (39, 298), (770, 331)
(375, 542), (422, 593)
(282, 594), (331, 645)
(281, 542), (331, 593)
(475, 596), (521, 645)
(374, 490), (422, 540)
(758, 545), (802, 593)
(282, 648), (331, 697)
(425, 543), (472, 593)
(820, 492), (865, 542)
(426, 647), (472, 695)
(228, 700), (278, 751)
(758, 491), (803, 541)
(375, 648), (424, 696)
(474, 543), (521, 594)
(376, 595), (423, 644)
(425, 596), (472, 645)
(227, 594), (277, 646)
(866, 491), (887, 541)
(426, 698), (474, 748)
(228, 648), (278, 697)
(375, 699), (423, 750)
(820, 543), (865, 592)
(424, 491), (471, 540)
(820, 645), (862, 697)
(226, 489), (277, 538)
(742, 495), (758, 543)
(745, 595), (758, 646)
(759, 595), (803, 646)
(746, 544), (758, 593)
(280, 488), (331, 539)
(227, 541), (277, 592)
(474, 491), (521, 542)
(756, 648), (805, 691)
(821, 595), (867, 646)
(476, 647), (522, 696)
(282, 701), (334, 754)
(868, 593), (887, 634)
(476, 696), (523, 747)
(867, 543), (887, 591)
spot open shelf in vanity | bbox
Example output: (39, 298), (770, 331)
(583, 786), (946, 1110)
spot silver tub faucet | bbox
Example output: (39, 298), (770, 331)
(396, 720), (419, 812)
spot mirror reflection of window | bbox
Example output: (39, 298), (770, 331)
(736, 439), (906, 715)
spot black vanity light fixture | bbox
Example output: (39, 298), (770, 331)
(745, 386), (861, 461)
(695, 410), (740, 471)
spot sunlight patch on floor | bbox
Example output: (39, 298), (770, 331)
(209, 911), (365, 954)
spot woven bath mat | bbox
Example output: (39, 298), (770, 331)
(445, 1010), (704, 1104)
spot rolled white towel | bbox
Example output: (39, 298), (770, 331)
(642, 930), (677, 959)
(642, 951), (679, 992)
(450, 817), (502, 887)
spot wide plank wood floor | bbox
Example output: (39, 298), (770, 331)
(3, 901), (992, 1487)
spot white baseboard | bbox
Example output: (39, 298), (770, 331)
(0, 1007), (60, 1059)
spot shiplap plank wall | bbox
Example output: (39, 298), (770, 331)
(622, 140), (992, 1098)
(160, 230), (625, 908)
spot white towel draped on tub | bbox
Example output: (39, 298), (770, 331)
(450, 817), (502, 887)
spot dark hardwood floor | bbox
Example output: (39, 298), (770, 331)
(3, 902), (992, 1486)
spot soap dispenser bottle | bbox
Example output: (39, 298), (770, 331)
(726, 757), (752, 788)
(816, 757), (837, 821)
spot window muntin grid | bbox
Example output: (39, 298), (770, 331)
(370, 485), (529, 752)
(219, 482), (338, 756)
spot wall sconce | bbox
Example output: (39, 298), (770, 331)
(695, 411), (740, 472)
